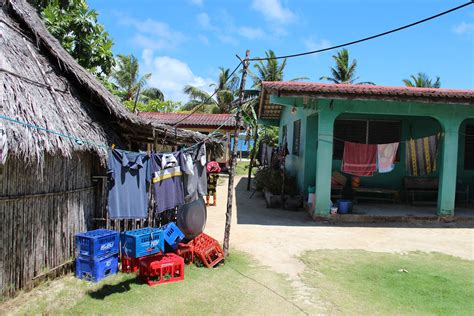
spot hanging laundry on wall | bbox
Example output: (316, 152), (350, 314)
(151, 151), (191, 213)
(341, 141), (377, 176)
(406, 134), (440, 176)
(377, 142), (399, 173)
(107, 149), (151, 219)
(183, 143), (208, 203)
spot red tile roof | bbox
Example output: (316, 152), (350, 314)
(262, 81), (474, 103)
(259, 81), (474, 120)
(139, 112), (236, 128)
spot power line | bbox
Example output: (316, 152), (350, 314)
(249, 1), (473, 61)
(171, 61), (242, 128)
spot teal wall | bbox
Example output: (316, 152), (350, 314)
(271, 96), (474, 215)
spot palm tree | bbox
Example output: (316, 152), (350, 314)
(141, 87), (164, 103)
(182, 67), (240, 113)
(111, 54), (151, 101)
(320, 49), (374, 85)
(403, 73), (441, 88)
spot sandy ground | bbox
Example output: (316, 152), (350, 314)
(206, 176), (474, 307)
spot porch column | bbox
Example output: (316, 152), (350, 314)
(314, 110), (337, 217)
(437, 119), (462, 216)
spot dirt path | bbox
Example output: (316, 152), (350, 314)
(206, 176), (474, 310)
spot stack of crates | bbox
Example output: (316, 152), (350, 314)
(75, 229), (119, 282)
(120, 227), (164, 273)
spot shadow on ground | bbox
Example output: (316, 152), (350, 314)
(235, 177), (474, 228)
(87, 277), (144, 300)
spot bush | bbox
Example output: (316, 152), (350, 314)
(254, 168), (298, 195)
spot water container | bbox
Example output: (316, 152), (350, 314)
(336, 199), (352, 214)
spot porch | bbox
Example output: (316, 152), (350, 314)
(258, 82), (474, 219)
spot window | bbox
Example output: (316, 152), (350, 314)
(465, 124), (474, 170)
(333, 119), (401, 159)
(292, 120), (301, 155)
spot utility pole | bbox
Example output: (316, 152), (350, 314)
(223, 50), (250, 257)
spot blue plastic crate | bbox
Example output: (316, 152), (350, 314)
(75, 229), (119, 260)
(121, 227), (164, 258)
(75, 253), (118, 282)
(161, 222), (185, 250)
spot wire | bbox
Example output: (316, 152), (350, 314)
(249, 1), (473, 61)
(0, 114), (108, 149)
(171, 61), (242, 128)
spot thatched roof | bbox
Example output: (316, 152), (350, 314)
(0, 0), (223, 164)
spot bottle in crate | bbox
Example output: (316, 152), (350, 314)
(121, 227), (164, 258)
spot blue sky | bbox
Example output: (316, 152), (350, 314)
(88, 0), (474, 102)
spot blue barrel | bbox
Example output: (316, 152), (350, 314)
(336, 199), (352, 214)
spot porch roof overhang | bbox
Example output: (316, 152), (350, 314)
(258, 81), (474, 121)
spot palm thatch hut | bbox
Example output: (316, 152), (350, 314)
(0, 0), (223, 296)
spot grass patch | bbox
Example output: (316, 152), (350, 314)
(235, 160), (254, 176)
(5, 251), (302, 315)
(300, 250), (474, 315)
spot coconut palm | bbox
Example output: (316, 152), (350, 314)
(403, 73), (441, 88)
(182, 67), (240, 113)
(320, 49), (374, 85)
(141, 87), (164, 103)
(111, 54), (151, 101)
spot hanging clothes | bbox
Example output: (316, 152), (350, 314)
(341, 141), (377, 176)
(377, 142), (399, 173)
(256, 142), (266, 166)
(107, 149), (151, 219)
(183, 143), (208, 203)
(406, 134), (440, 176)
(0, 123), (7, 165)
(151, 151), (191, 213)
(265, 145), (273, 167)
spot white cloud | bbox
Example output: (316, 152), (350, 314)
(453, 22), (474, 35)
(196, 12), (213, 30)
(116, 13), (186, 50)
(304, 37), (332, 53)
(197, 34), (209, 45)
(251, 0), (295, 24)
(238, 26), (265, 39)
(190, 0), (203, 5)
(218, 34), (238, 45)
(141, 49), (214, 103)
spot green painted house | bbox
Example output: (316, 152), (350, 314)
(258, 82), (474, 217)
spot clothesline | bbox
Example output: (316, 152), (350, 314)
(317, 133), (446, 145)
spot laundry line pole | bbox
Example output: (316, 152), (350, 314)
(223, 49), (250, 257)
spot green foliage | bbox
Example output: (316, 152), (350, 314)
(301, 250), (474, 315)
(111, 54), (152, 101)
(183, 67), (239, 113)
(41, 0), (114, 76)
(320, 49), (374, 85)
(254, 168), (297, 195)
(259, 126), (279, 147)
(123, 99), (181, 113)
(403, 72), (441, 88)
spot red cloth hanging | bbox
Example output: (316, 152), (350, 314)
(341, 141), (377, 177)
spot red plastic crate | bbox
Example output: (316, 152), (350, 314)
(192, 233), (224, 268)
(121, 253), (162, 273)
(139, 253), (184, 286)
(175, 242), (194, 265)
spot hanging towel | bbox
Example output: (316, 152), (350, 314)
(341, 141), (377, 176)
(406, 135), (440, 176)
(377, 142), (399, 173)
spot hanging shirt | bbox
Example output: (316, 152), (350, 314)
(341, 141), (377, 177)
(107, 149), (151, 219)
(151, 151), (191, 213)
(377, 142), (399, 173)
(406, 135), (440, 176)
(183, 143), (208, 203)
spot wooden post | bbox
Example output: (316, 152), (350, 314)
(223, 50), (250, 257)
(247, 124), (258, 190)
